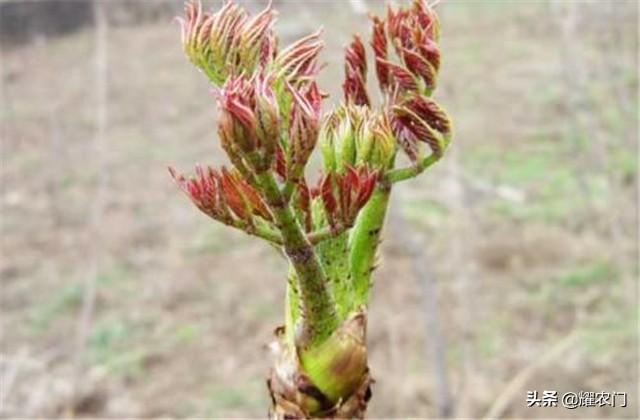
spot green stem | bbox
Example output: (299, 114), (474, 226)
(306, 222), (351, 245)
(348, 182), (392, 308)
(255, 171), (338, 348)
(385, 153), (440, 184)
(226, 219), (283, 244)
(284, 267), (299, 345)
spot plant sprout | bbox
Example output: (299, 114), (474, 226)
(170, 0), (452, 417)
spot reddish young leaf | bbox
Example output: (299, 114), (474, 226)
(389, 114), (419, 161)
(221, 167), (250, 220)
(376, 58), (418, 93)
(355, 168), (378, 209)
(377, 0), (442, 92)
(287, 81), (322, 172)
(345, 35), (367, 76)
(216, 76), (259, 153)
(418, 37), (440, 72)
(371, 16), (390, 91)
(343, 73), (370, 107)
(297, 179), (313, 232)
(393, 101), (446, 157)
(236, 177), (272, 222)
(404, 95), (451, 135)
(321, 173), (337, 214)
(170, 165), (231, 222)
(275, 30), (324, 82)
(400, 47), (436, 89)
(343, 36), (369, 105)
(273, 145), (287, 181)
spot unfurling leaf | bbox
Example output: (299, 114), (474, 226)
(393, 94), (452, 157)
(343, 36), (369, 106)
(370, 16), (390, 91)
(275, 30), (324, 83)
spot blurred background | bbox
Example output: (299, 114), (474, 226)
(0, 0), (638, 418)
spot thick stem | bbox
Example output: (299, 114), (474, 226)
(269, 312), (372, 418)
(256, 171), (338, 347)
(284, 267), (299, 345)
(314, 231), (352, 320)
(348, 182), (392, 307)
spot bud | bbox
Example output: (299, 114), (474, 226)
(238, 4), (277, 70)
(221, 167), (272, 222)
(176, 1), (275, 86)
(288, 81), (322, 177)
(169, 164), (272, 225)
(254, 73), (280, 164)
(169, 165), (231, 222)
(337, 108), (362, 170)
(177, 1), (214, 73)
(386, 5), (409, 54)
(319, 106), (363, 173)
(217, 76), (258, 154)
(216, 74), (281, 172)
(318, 111), (340, 172)
(356, 113), (397, 170)
(343, 36), (369, 106)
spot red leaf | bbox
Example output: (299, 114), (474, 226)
(371, 16), (390, 91)
(221, 167), (249, 220)
(321, 173), (337, 214)
(237, 177), (272, 221)
(275, 29), (324, 82)
(356, 170), (378, 209)
(345, 35), (367, 77)
(401, 47), (436, 89)
(343, 69), (370, 106)
(273, 145), (287, 181)
(418, 38), (440, 72)
(297, 179), (312, 232)
(376, 58), (418, 92)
